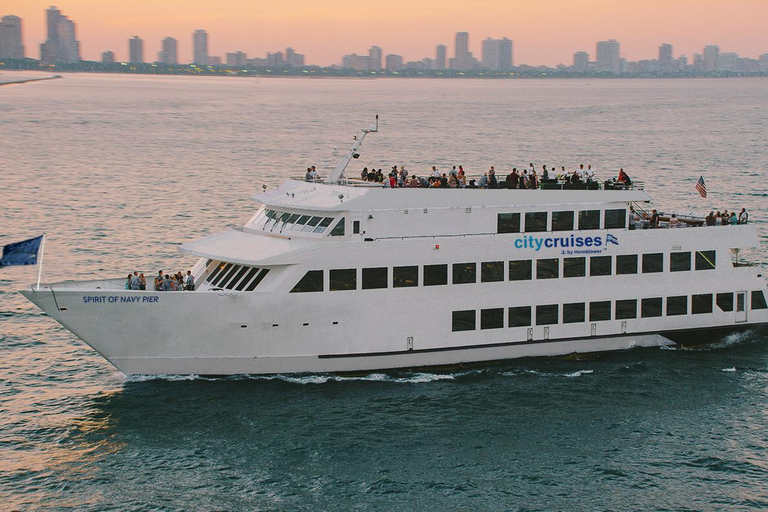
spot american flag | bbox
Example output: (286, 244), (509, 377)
(695, 176), (707, 198)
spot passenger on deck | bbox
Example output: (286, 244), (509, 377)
(431, 166), (441, 178)
(478, 173), (488, 188)
(163, 274), (173, 291)
(721, 210), (730, 226)
(649, 209), (659, 229)
(130, 271), (141, 290)
(305, 167), (313, 181)
(186, 270), (195, 291)
(506, 169), (519, 188)
(448, 173), (458, 188)
(155, 270), (164, 291)
(739, 208), (749, 224)
(541, 165), (549, 183)
(669, 214), (680, 227)
(139, 272), (146, 290)
(125, 274), (132, 290)
(617, 168), (632, 186)
(706, 211), (715, 226)
(488, 166), (498, 189)
(519, 170), (528, 189)
(458, 169), (466, 188)
(361, 167), (368, 180)
(730, 212), (738, 225)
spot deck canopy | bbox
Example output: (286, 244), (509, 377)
(179, 228), (316, 266)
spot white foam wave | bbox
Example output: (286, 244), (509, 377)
(565, 369), (594, 377)
(721, 367), (737, 372)
(124, 373), (202, 382)
(123, 372), (456, 385)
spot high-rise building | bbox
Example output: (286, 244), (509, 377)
(385, 54), (403, 71)
(481, 37), (513, 70)
(129, 36), (143, 63)
(573, 51), (589, 72)
(435, 44), (446, 70)
(40, 7), (80, 64)
(595, 39), (620, 74)
(193, 29), (208, 65)
(158, 37), (177, 64)
(717, 52), (738, 72)
(101, 51), (114, 64)
(226, 51), (247, 67)
(659, 43), (673, 71)
(703, 45), (719, 72)
(342, 53), (371, 71)
(455, 32), (469, 59)
(450, 31), (477, 71)
(369, 46), (382, 71)
(285, 47), (305, 67)
(0, 15), (24, 59)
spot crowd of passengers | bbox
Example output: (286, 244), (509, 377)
(125, 270), (196, 291)
(639, 207), (749, 228)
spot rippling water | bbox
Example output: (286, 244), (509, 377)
(2, 71), (768, 509)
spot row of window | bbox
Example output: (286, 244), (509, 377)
(289, 251), (717, 293)
(452, 291), (768, 331)
(498, 209), (626, 234)
(260, 209), (344, 235)
(205, 261), (270, 291)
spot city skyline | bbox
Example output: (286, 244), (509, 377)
(2, 0), (768, 67)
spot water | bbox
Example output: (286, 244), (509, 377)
(2, 72), (768, 509)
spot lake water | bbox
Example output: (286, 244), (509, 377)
(2, 71), (768, 509)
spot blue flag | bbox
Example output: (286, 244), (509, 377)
(0, 235), (44, 267)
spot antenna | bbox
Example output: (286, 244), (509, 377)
(327, 116), (380, 184)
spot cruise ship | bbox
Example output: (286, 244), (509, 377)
(21, 120), (768, 375)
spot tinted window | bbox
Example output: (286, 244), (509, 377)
(329, 268), (356, 291)
(330, 218), (345, 236)
(525, 212), (548, 233)
(590, 301), (611, 321)
(590, 256), (612, 276)
(452, 310), (476, 332)
(225, 266), (251, 289)
(667, 296), (688, 316)
(206, 262), (229, 284)
(752, 291), (768, 310)
(537, 259), (559, 279)
(716, 292), (733, 312)
(509, 306), (532, 327)
(292, 215), (311, 230)
(536, 304), (559, 325)
(604, 209), (626, 229)
(210, 263), (234, 286)
(301, 216), (322, 232)
(692, 293), (713, 314)
(498, 213), (521, 234)
(563, 303), (585, 323)
(290, 270), (323, 293)
(362, 267), (387, 290)
(616, 254), (638, 275)
(641, 297), (663, 318)
(552, 211), (574, 231)
(481, 308), (504, 330)
(579, 210), (600, 230)
(695, 250), (716, 270)
(393, 266), (418, 288)
(424, 264), (448, 286)
(616, 299), (638, 319)
(235, 267), (261, 291)
(244, 269), (269, 291)
(481, 261), (504, 283)
(353, 220), (360, 234)
(314, 217), (334, 233)
(642, 253), (664, 273)
(670, 252), (691, 272)
(509, 260), (533, 281)
(453, 263), (476, 284)
(564, 257), (586, 278)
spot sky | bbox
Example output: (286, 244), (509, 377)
(4, 0), (768, 66)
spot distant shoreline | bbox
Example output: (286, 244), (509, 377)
(0, 75), (62, 87)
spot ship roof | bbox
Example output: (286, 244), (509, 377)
(178, 227), (317, 266)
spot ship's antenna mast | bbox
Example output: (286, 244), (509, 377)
(328, 115), (378, 184)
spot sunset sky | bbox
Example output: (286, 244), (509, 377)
(5, 0), (768, 66)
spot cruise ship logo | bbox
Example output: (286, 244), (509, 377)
(606, 233), (619, 246)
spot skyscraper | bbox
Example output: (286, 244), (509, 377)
(450, 31), (476, 71)
(102, 51), (115, 64)
(595, 39), (621, 74)
(481, 37), (513, 70)
(158, 37), (177, 64)
(0, 15), (24, 59)
(40, 7), (80, 64)
(129, 36), (144, 63)
(435, 44), (446, 70)
(659, 43), (673, 71)
(385, 54), (403, 71)
(703, 45), (719, 72)
(193, 29), (208, 65)
(285, 47), (305, 67)
(369, 46), (382, 71)
(573, 51), (589, 72)
(226, 51), (247, 67)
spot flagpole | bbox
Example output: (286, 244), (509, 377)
(36, 233), (46, 291)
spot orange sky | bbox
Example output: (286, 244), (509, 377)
(5, 1), (768, 66)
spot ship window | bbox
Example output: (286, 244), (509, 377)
(330, 269), (356, 291)
(525, 212), (548, 233)
(670, 252), (691, 272)
(362, 267), (388, 290)
(314, 217), (334, 233)
(290, 270), (323, 293)
(210, 263), (234, 286)
(536, 259), (559, 279)
(235, 267), (261, 291)
(393, 266), (418, 288)
(695, 250), (716, 270)
(453, 263), (477, 284)
(481, 261), (504, 283)
(452, 310), (476, 332)
(509, 306), (532, 327)
(330, 217), (346, 237)
(292, 215), (311, 230)
(497, 213), (521, 234)
(589, 301), (611, 321)
(667, 296), (688, 316)
(641, 297), (663, 318)
(481, 308), (504, 330)
(301, 216), (322, 232)
(353, 220), (360, 234)
(225, 266), (251, 289)
(642, 253), (664, 273)
(206, 262), (228, 284)
(563, 303), (585, 323)
(692, 294), (713, 314)
(605, 209), (627, 229)
(564, 257), (586, 278)
(286, 214), (300, 225)
(245, 269), (269, 291)
(616, 254), (638, 275)
(752, 291), (768, 310)
(552, 211), (574, 232)
(509, 260), (533, 281)
(579, 210), (600, 230)
(590, 256), (612, 276)
(218, 265), (242, 288)
(424, 264), (448, 286)
(616, 299), (637, 319)
(536, 304), (559, 325)
(716, 292), (733, 312)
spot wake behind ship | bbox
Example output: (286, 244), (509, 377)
(21, 120), (768, 375)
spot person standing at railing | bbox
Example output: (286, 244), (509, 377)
(739, 208), (749, 224)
